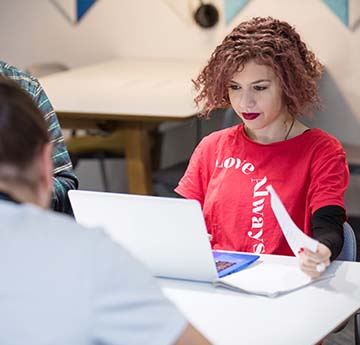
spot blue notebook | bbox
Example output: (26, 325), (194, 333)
(213, 251), (260, 278)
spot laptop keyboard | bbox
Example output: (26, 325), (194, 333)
(215, 260), (236, 272)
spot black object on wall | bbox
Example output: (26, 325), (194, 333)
(193, 1), (219, 28)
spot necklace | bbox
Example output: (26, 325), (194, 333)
(284, 117), (295, 140)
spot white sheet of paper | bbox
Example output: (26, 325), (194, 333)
(266, 185), (319, 256)
(215, 262), (332, 297)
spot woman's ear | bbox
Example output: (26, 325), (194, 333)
(37, 143), (53, 209)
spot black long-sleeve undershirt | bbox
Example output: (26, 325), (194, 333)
(311, 205), (346, 261)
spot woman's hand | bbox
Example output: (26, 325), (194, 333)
(298, 243), (331, 278)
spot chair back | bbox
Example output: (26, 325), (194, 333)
(334, 222), (359, 345)
(337, 222), (357, 261)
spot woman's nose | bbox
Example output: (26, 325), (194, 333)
(240, 92), (256, 111)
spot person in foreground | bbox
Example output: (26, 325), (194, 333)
(0, 60), (78, 214)
(175, 17), (349, 278)
(0, 77), (210, 345)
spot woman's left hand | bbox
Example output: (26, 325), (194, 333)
(298, 243), (331, 278)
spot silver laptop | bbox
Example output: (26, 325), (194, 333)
(69, 190), (258, 282)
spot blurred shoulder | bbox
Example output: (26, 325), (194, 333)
(308, 128), (344, 150)
(0, 60), (40, 96)
(0, 201), (107, 244)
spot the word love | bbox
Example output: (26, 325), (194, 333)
(216, 157), (255, 175)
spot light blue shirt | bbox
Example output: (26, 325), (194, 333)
(0, 201), (186, 345)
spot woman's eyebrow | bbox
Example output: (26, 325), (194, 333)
(228, 79), (271, 84)
(251, 79), (271, 84)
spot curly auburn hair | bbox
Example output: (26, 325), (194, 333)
(193, 16), (324, 117)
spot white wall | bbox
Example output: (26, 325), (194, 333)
(1, 0), (224, 67)
(1, 0), (360, 145)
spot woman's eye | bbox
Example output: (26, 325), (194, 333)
(228, 85), (241, 90)
(254, 85), (267, 91)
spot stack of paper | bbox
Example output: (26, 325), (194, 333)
(215, 262), (332, 297)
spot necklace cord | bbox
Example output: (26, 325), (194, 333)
(284, 117), (295, 140)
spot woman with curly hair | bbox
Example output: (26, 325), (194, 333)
(175, 17), (349, 278)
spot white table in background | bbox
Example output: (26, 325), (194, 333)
(40, 58), (204, 194)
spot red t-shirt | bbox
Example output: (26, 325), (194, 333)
(175, 124), (349, 256)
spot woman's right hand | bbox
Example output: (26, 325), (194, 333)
(298, 243), (331, 278)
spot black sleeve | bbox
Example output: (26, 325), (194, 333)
(311, 205), (345, 261)
(52, 170), (79, 216)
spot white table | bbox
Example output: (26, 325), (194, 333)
(39, 58), (205, 194)
(158, 254), (360, 345)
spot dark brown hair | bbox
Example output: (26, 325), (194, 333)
(193, 16), (324, 117)
(0, 76), (49, 172)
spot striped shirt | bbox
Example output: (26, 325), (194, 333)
(0, 60), (78, 214)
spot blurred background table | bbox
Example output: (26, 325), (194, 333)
(40, 58), (204, 194)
